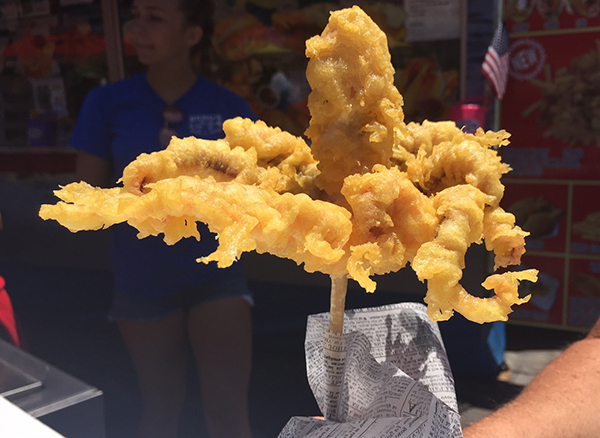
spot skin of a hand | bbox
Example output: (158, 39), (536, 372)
(463, 317), (600, 438)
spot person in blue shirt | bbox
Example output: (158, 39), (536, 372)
(71, 1), (255, 437)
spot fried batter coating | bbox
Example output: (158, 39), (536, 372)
(121, 117), (320, 197)
(402, 125), (511, 206)
(394, 120), (457, 159)
(120, 136), (258, 194)
(411, 184), (534, 322)
(39, 183), (136, 232)
(40, 6), (536, 324)
(412, 185), (487, 321)
(41, 177), (352, 275)
(450, 270), (536, 324)
(342, 165), (438, 291)
(305, 6), (408, 196)
(223, 118), (321, 197)
(483, 205), (529, 270)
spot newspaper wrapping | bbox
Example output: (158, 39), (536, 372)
(278, 302), (463, 438)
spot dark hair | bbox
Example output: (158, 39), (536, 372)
(178, 0), (215, 73)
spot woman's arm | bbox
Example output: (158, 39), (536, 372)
(75, 149), (113, 188)
(463, 317), (600, 438)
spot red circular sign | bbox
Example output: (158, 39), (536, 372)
(509, 39), (547, 81)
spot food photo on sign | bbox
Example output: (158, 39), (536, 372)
(503, 182), (567, 252)
(501, 31), (600, 179)
(569, 258), (600, 328)
(505, 0), (600, 32)
(571, 185), (600, 256)
(509, 255), (564, 325)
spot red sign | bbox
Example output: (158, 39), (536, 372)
(568, 258), (600, 327)
(505, 0), (600, 34)
(501, 32), (600, 180)
(502, 182), (568, 253)
(500, 1), (600, 330)
(570, 184), (600, 255)
(511, 254), (564, 325)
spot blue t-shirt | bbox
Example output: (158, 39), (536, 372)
(70, 73), (256, 297)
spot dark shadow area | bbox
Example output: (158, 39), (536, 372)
(454, 374), (524, 411)
(505, 323), (584, 351)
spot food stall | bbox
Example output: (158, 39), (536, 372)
(0, 0), (466, 173)
(0, 0), (108, 173)
(500, 0), (600, 331)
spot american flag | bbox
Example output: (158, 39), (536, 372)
(482, 21), (510, 100)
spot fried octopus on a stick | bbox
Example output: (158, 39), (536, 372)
(40, 6), (537, 332)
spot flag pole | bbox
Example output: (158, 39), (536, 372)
(494, 0), (504, 131)
(460, 0), (468, 101)
(482, 0), (509, 131)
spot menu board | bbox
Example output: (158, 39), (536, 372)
(505, 0), (600, 34)
(501, 179), (600, 330)
(501, 32), (600, 180)
(511, 253), (565, 326)
(500, 0), (600, 330)
(568, 184), (600, 327)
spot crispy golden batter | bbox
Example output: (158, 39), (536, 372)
(483, 205), (530, 270)
(40, 177), (352, 274)
(121, 118), (321, 197)
(411, 185), (536, 322)
(222, 118), (321, 197)
(451, 270), (536, 324)
(401, 124), (511, 206)
(120, 136), (258, 195)
(342, 165), (438, 292)
(305, 6), (408, 196)
(40, 6), (536, 324)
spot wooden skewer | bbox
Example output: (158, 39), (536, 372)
(328, 275), (348, 334)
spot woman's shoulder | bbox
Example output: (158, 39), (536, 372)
(89, 73), (146, 101)
(193, 76), (255, 118)
(196, 76), (246, 102)
(81, 74), (151, 115)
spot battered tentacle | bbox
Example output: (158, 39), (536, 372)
(144, 177), (352, 275)
(483, 205), (529, 270)
(449, 270), (537, 324)
(412, 185), (487, 321)
(223, 118), (321, 197)
(120, 136), (263, 194)
(120, 118), (321, 197)
(342, 165), (438, 291)
(305, 6), (408, 196)
(39, 182), (138, 232)
(41, 177), (353, 277)
(406, 130), (511, 205)
(400, 125), (511, 207)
